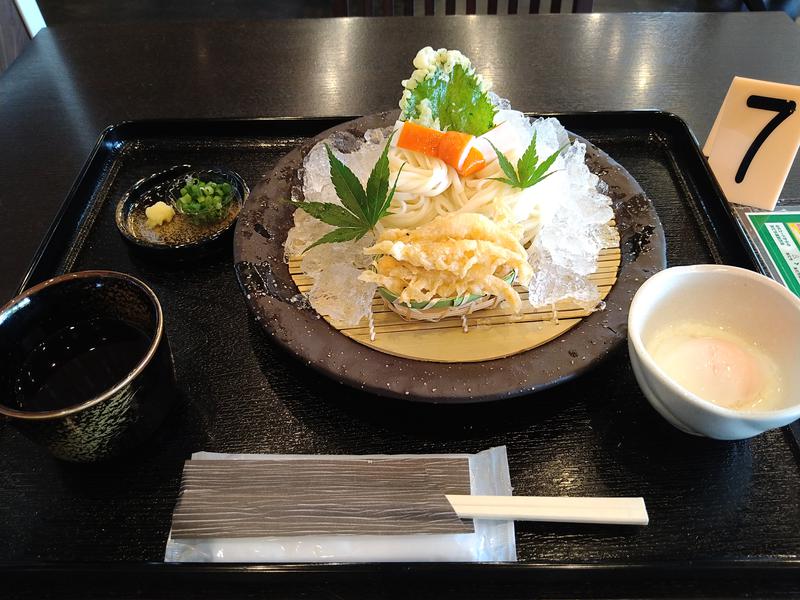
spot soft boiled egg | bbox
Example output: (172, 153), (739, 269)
(647, 322), (783, 411)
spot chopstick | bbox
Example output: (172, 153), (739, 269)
(446, 495), (649, 526)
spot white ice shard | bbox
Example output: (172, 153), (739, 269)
(526, 119), (618, 311)
(308, 263), (377, 326)
(284, 130), (387, 326)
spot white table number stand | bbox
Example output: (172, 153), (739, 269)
(704, 76), (800, 210)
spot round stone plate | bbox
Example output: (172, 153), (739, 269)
(233, 112), (666, 403)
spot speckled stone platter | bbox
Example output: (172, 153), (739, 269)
(233, 112), (666, 403)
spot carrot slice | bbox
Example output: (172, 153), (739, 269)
(457, 147), (486, 176)
(438, 132), (485, 176)
(396, 123), (485, 176)
(437, 131), (473, 168)
(396, 121), (444, 157)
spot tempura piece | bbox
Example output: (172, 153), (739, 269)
(360, 212), (532, 312)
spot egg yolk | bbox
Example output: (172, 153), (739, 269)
(653, 336), (766, 410)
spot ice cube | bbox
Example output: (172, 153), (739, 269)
(364, 127), (388, 145)
(488, 92), (512, 111)
(493, 109), (534, 147)
(301, 131), (385, 204)
(284, 128), (389, 324)
(301, 233), (375, 276)
(531, 117), (570, 157)
(527, 259), (601, 311)
(283, 210), (334, 259)
(301, 143), (337, 205)
(525, 125), (616, 310)
(308, 263), (377, 326)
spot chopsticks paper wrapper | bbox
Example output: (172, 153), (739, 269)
(164, 446), (516, 562)
(164, 446), (648, 563)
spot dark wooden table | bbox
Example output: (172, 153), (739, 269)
(2, 13), (800, 599)
(3, 13), (800, 301)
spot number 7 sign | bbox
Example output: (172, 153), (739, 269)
(704, 76), (800, 210)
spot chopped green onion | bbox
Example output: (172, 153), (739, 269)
(173, 177), (235, 223)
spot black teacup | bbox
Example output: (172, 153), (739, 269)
(0, 271), (176, 462)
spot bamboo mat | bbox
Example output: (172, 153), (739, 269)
(289, 238), (621, 363)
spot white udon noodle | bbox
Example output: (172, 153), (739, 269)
(380, 145), (541, 247)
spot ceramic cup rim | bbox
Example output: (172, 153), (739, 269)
(628, 264), (800, 421)
(0, 270), (164, 421)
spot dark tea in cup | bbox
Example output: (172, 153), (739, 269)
(13, 317), (153, 412)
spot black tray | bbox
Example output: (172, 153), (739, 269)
(3, 113), (800, 598)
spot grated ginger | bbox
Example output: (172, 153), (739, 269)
(145, 201), (175, 229)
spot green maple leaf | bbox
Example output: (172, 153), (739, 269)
(291, 136), (403, 252)
(489, 134), (567, 190)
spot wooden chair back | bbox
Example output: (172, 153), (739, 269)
(333, 0), (593, 16)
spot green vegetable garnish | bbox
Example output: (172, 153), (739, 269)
(290, 137), (403, 252)
(175, 178), (233, 223)
(489, 134), (566, 190)
(402, 63), (496, 136)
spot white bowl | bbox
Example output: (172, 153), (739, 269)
(628, 264), (800, 440)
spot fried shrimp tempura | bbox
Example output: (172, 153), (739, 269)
(359, 212), (532, 311)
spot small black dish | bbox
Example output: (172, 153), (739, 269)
(115, 165), (248, 259)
